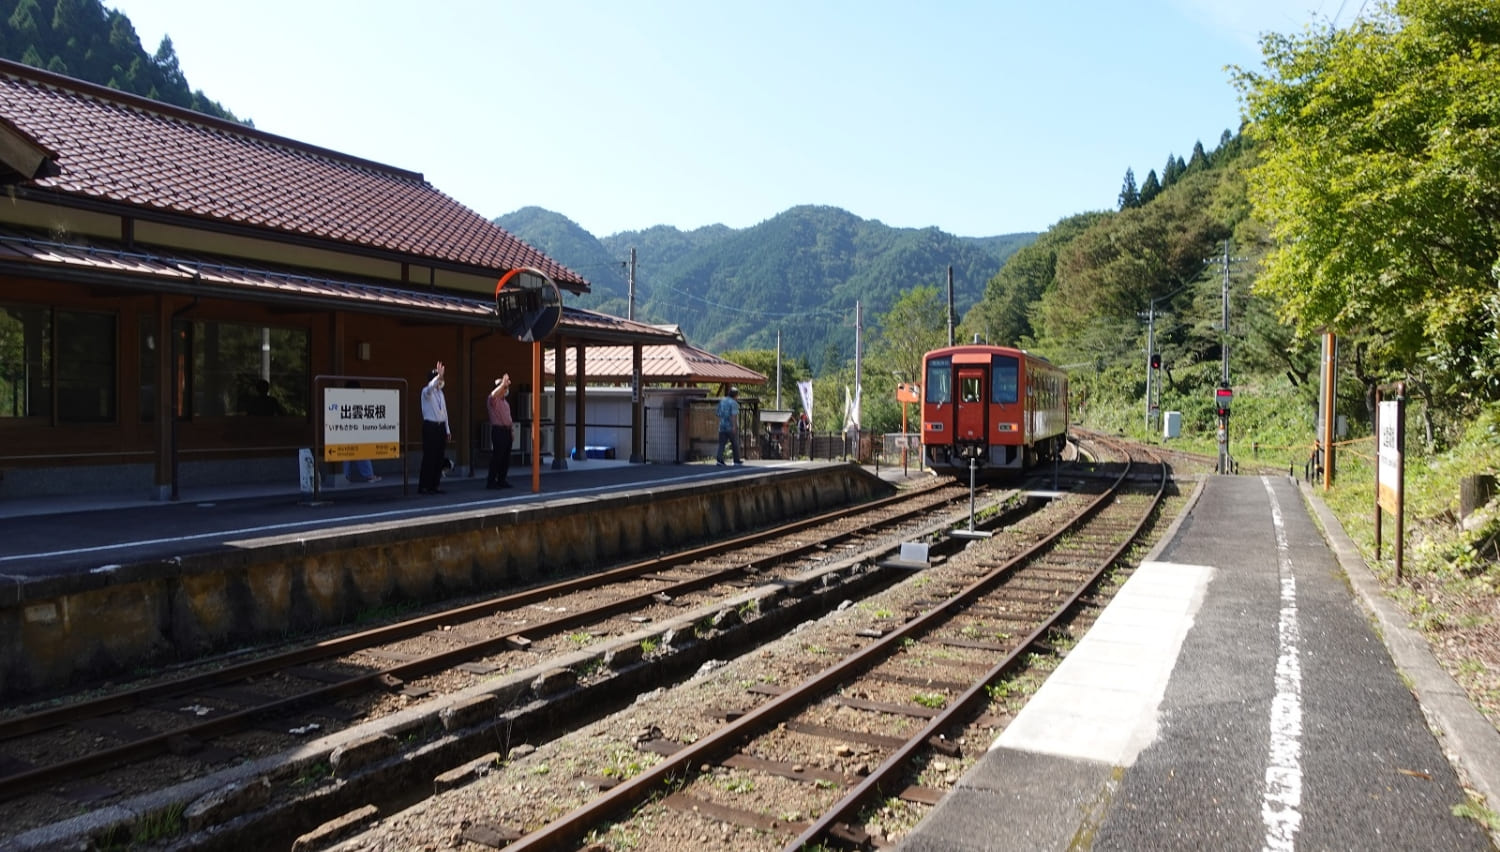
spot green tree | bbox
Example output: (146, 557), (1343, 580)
(1119, 168), (1140, 209)
(961, 212), (1105, 348)
(716, 347), (807, 411)
(1187, 140), (1209, 172)
(1162, 153), (1186, 188)
(869, 286), (947, 381)
(1139, 169), (1162, 205)
(1233, 0), (1500, 423)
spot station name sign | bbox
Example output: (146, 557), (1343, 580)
(323, 387), (401, 462)
(1377, 399), (1402, 515)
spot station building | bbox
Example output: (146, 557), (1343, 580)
(0, 59), (687, 501)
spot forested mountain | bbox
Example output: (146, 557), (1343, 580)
(956, 128), (1272, 434)
(1, 0), (241, 122)
(498, 205), (1035, 374)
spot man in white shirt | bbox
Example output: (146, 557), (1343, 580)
(418, 361), (450, 493)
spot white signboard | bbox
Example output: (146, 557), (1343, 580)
(1377, 399), (1401, 515)
(323, 387), (401, 462)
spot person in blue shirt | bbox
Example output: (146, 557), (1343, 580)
(716, 387), (743, 466)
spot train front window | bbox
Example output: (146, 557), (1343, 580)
(991, 357), (1019, 404)
(961, 377), (982, 403)
(925, 357), (952, 404)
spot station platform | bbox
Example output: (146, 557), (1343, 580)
(899, 474), (1500, 851)
(0, 458), (926, 580)
(0, 458), (924, 699)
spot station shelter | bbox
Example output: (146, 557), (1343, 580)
(542, 329), (766, 463)
(0, 59), (679, 501)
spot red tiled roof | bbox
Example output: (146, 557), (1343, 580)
(546, 343), (767, 385)
(0, 60), (588, 290)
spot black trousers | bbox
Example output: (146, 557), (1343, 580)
(487, 424), (513, 486)
(419, 419), (447, 491)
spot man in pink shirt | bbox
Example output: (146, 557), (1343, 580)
(487, 373), (515, 489)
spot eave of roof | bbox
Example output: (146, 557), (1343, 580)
(545, 342), (767, 385)
(0, 59), (589, 291)
(0, 230), (675, 345)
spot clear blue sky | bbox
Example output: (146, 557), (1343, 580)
(111, 0), (1347, 239)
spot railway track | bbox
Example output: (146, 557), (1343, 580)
(327, 435), (1171, 852)
(0, 474), (1037, 848)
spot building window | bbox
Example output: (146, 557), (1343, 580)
(0, 304), (51, 419)
(0, 306), (118, 423)
(140, 314), (158, 423)
(57, 311), (116, 423)
(176, 319), (309, 418)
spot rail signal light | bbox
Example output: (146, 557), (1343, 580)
(1150, 353), (1161, 370)
(1214, 385), (1233, 418)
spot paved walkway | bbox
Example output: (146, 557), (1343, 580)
(899, 474), (1500, 851)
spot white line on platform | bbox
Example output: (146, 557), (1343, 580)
(1260, 475), (1305, 851)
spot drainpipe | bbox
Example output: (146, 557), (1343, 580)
(468, 328), (495, 475)
(169, 294), (199, 501)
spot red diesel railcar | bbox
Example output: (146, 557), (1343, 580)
(921, 344), (1068, 477)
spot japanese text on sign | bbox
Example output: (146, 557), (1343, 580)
(323, 387), (401, 461)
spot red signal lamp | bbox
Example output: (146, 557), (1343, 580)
(1214, 385), (1233, 417)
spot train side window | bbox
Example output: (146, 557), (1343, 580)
(925, 357), (952, 404)
(991, 357), (1018, 404)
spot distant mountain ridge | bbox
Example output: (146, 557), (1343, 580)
(496, 205), (1036, 373)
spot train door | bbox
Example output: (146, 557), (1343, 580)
(955, 366), (988, 444)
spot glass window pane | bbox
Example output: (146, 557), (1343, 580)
(57, 310), (116, 423)
(991, 356), (1019, 404)
(185, 320), (308, 418)
(924, 356), (951, 404)
(140, 314), (157, 423)
(0, 305), (51, 419)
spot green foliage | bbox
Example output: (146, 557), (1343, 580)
(0, 0), (242, 121)
(1119, 168), (1141, 210)
(960, 212), (1107, 349)
(1039, 164), (1238, 354)
(1233, 0), (1500, 422)
(867, 284), (948, 389)
(718, 347), (803, 403)
(1139, 170), (1162, 205)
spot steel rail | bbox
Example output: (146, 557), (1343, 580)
(786, 441), (1167, 849)
(0, 478), (957, 743)
(501, 447), (1144, 851)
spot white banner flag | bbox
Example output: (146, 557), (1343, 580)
(797, 380), (814, 422)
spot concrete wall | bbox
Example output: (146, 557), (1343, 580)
(0, 465), (891, 699)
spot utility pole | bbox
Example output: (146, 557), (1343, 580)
(854, 300), (863, 433)
(627, 247), (636, 321)
(946, 265), (954, 347)
(1221, 239), (1231, 386)
(775, 330), (782, 410)
(1144, 302), (1156, 431)
(1216, 239), (1243, 474)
